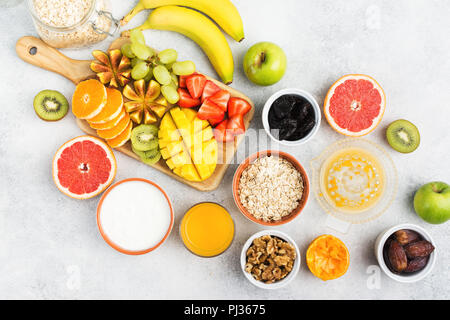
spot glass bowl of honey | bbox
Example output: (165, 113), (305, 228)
(310, 138), (398, 226)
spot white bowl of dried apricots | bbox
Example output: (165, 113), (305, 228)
(240, 230), (300, 289)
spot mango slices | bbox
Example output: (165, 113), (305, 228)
(159, 107), (218, 181)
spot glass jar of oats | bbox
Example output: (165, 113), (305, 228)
(27, 0), (119, 48)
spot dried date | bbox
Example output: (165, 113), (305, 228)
(404, 256), (429, 273)
(394, 229), (421, 245)
(404, 240), (435, 259)
(388, 240), (408, 272)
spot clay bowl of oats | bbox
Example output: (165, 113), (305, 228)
(233, 150), (309, 226)
(241, 230), (301, 289)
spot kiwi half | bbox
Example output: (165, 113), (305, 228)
(33, 90), (69, 121)
(132, 146), (161, 165)
(140, 149), (162, 165)
(131, 124), (159, 151)
(386, 119), (420, 153)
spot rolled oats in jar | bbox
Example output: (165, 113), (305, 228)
(28, 0), (119, 48)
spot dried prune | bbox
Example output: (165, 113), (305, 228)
(268, 94), (316, 141)
(279, 119), (298, 140)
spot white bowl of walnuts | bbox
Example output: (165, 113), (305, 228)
(241, 230), (300, 289)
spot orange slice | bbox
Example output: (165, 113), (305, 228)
(72, 79), (107, 119)
(89, 108), (125, 130)
(306, 235), (350, 281)
(97, 113), (130, 139)
(88, 87), (124, 124)
(106, 121), (132, 148)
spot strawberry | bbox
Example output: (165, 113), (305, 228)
(227, 114), (245, 136)
(177, 88), (200, 108)
(201, 80), (221, 102)
(179, 72), (196, 88)
(197, 99), (224, 121)
(186, 74), (206, 99)
(208, 90), (230, 112)
(208, 114), (225, 126)
(213, 119), (234, 142)
(227, 97), (252, 117)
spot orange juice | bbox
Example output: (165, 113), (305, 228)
(180, 202), (234, 257)
(320, 148), (385, 213)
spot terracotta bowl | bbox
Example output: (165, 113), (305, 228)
(232, 150), (309, 226)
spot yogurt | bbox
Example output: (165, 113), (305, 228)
(97, 179), (173, 254)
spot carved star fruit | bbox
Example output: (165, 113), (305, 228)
(90, 49), (132, 88)
(123, 79), (168, 124)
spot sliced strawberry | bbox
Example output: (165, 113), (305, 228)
(177, 88), (200, 108)
(213, 119), (234, 142)
(228, 97), (252, 117)
(179, 72), (197, 88)
(179, 75), (188, 88)
(197, 99), (224, 121)
(186, 74), (206, 99)
(227, 114), (245, 136)
(208, 90), (230, 112)
(208, 114), (225, 126)
(201, 80), (221, 102)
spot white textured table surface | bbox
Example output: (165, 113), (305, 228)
(1, 0), (449, 300)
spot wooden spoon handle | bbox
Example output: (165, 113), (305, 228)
(15, 36), (93, 84)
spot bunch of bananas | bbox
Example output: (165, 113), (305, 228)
(120, 0), (244, 85)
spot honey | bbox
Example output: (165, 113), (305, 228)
(320, 148), (385, 213)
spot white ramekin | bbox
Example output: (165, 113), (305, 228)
(240, 230), (301, 289)
(262, 88), (321, 146)
(374, 223), (437, 283)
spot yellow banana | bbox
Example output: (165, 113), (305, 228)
(124, 6), (234, 84)
(121, 0), (244, 42)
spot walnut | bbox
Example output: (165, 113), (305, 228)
(267, 238), (276, 255)
(273, 268), (282, 278)
(245, 235), (296, 284)
(274, 255), (290, 266)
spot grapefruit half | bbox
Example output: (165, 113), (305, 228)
(53, 136), (117, 199)
(324, 74), (386, 137)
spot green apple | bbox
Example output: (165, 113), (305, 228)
(414, 181), (450, 224)
(243, 42), (287, 86)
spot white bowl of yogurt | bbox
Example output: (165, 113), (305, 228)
(96, 178), (174, 255)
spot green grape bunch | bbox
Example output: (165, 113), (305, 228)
(121, 29), (197, 104)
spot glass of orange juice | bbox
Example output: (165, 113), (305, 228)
(180, 202), (235, 257)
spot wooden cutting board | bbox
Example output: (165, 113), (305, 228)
(16, 36), (254, 191)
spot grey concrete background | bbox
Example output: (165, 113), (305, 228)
(0, 0), (449, 299)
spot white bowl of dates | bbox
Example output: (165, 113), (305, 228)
(375, 224), (436, 283)
(240, 230), (300, 289)
(262, 88), (321, 146)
